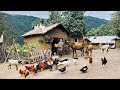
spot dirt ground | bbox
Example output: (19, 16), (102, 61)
(0, 49), (120, 79)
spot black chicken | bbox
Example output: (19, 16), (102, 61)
(101, 57), (107, 65)
(74, 57), (78, 59)
(36, 64), (41, 72)
(58, 66), (66, 73)
(59, 59), (68, 62)
(80, 66), (88, 73)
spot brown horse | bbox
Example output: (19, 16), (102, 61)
(70, 43), (84, 58)
(85, 44), (93, 56)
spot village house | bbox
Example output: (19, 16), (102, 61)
(112, 37), (120, 48)
(22, 23), (88, 55)
(88, 36), (120, 49)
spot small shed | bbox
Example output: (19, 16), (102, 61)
(112, 37), (120, 48)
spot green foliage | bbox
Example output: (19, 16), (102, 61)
(85, 16), (108, 31)
(0, 12), (110, 46)
(48, 11), (62, 24)
(45, 35), (49, 40)
(61, 11), (86, 36)
(30, 44), (36, 49)
(87, 24), (115, 36)
(38, 37), (43, 43)
(1, 13), (40, 45)
(109, 11), (120, 37)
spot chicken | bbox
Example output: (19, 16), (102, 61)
(88, 57), (92, 64)
(101, 57), (107, 65)
(19, 69), (26, 76)
(58, 66), (66, 73)
(62, 59), (68, 62)
(58, 61), (71, 66)
(80, 66), (88, 73)
(59, 59), (68, 62)
(31, 67), (37, 74)
(36, 64), (41, 72)
(25, 65), (34, 72)
(73, 58), (78, 65)
(25, 66), (32, 71)
(24, 70), (29, 78)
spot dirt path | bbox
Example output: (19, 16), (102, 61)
(0, 49), (120, 79)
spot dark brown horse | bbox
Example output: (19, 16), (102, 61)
(70, 43), (84, 58)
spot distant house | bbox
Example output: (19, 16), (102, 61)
(88, 36), (120, 49)
(22, 23), (84, 55)
(112, 37), (120, 48)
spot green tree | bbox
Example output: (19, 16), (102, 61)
(109, 11), (120, 37)
(48, 11), (62, 24)
(0, 12), (4, 36)
(61, 11), (86, 37)
(87, 24), (115, 36)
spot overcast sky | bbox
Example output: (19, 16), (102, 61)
(2, 11), (115, 20)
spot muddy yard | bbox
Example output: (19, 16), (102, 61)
(0, 49), (120, 79)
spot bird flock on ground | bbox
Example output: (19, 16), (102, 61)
(17, 50), (108, 78)
(5, 47), (108, 78)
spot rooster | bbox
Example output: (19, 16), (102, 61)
(25, 65), (34, 71)
(24, 70), (29, 78)
(58, 66), (66, 73)
(31, 66), (37, 74)
(19, 69), (26, 76)
(80, 66), (88, 73)
(101, 57), (107, 65)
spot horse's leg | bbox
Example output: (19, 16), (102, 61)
(73, 49), (74, 58)
(90, 50), (92, 56)
(107, 49), (109, 53)
(9, 65), (11, 69)
(16, 65), (18, 70)
(8, 65), (10, 70)
(81, 49), (84, 56)
(83, 49), (84, 56)
(75, 50), (77, 57)
(80, 50), (82, 56)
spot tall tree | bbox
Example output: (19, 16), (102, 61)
(0, 12), (4, 36)
(61, 11), (86, 37)
(109, 11), (120, 37)
(48, 11), (62, 24)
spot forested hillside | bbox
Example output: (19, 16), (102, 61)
(0, 12), (109, 45)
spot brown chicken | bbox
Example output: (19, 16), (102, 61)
(24, 70), (29, 78)
(25, 65), (34, 71)
(31, 66), (37, 74)
(88, 57), (93, 64)
(19, 69), (26, 76)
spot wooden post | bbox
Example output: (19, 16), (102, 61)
(13, 39), (20, 61)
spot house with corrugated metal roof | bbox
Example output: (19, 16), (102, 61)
(88, 36), (120, 49)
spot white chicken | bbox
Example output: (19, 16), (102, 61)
(73, 59), (77, 65)
(58, 61), (71, 67)
(73, 58), (78, 65)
